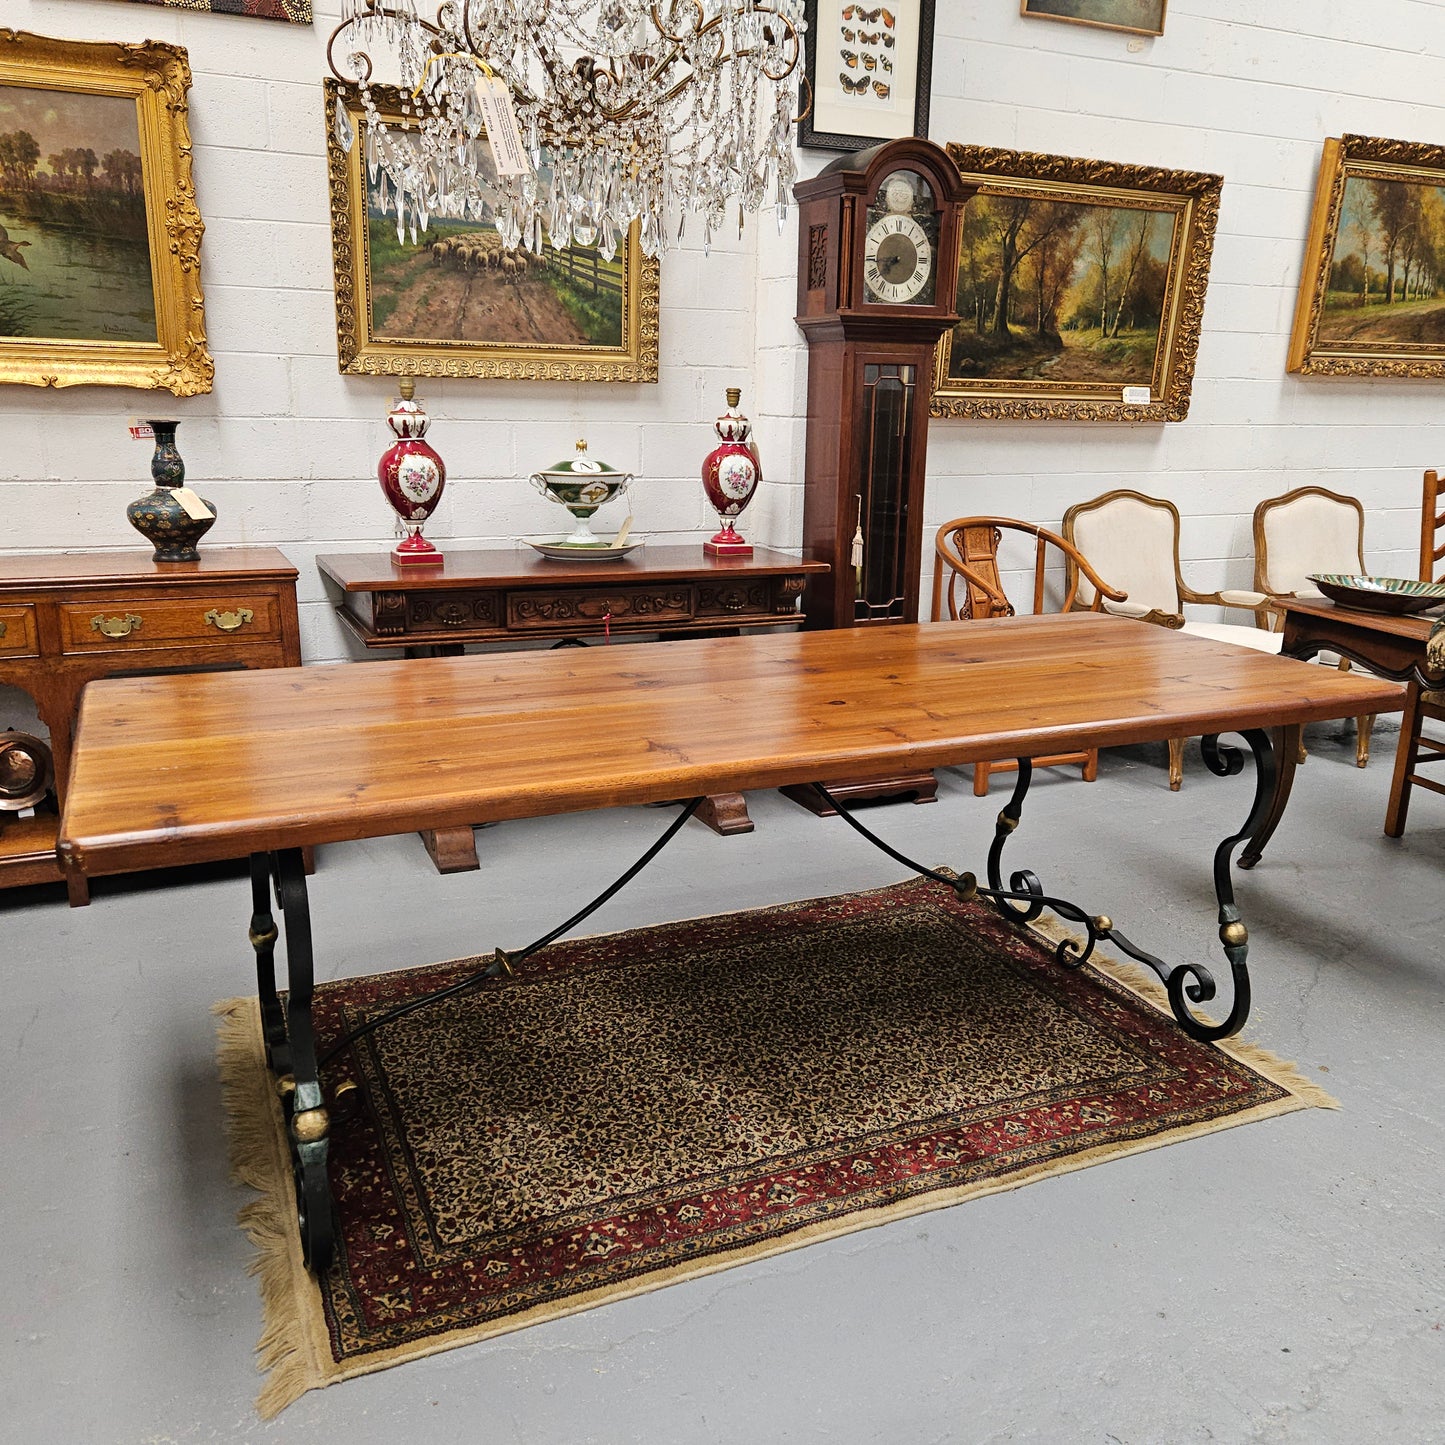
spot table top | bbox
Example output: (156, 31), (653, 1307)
(1279, 594), (1440, 643)
(58, 613), (1406, 878)
(317, 545), (827, 592)
(0, 547), (297, 590)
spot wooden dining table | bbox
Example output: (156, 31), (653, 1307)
(56, 613), (1403, 1272)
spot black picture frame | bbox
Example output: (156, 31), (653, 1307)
(797, 0), (936, 152)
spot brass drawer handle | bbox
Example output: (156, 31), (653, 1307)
(205, 607), (254, 633)
(91, 613), (143, 638)
(0, 619), (7, 639)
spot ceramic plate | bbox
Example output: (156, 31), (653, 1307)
(1308, 573), (1445, 615)
(527, 537), (646, 561)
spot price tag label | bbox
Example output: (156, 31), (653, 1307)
(1122, 386), (1152, 406)
(128, 419), (154, 440)
(475, 75), (531, 177)
(170, 487), (214, 521)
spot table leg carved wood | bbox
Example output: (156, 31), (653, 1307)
(58, 616), (1401, 1272)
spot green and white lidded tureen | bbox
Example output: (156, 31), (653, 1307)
(529, 440), (632, 546)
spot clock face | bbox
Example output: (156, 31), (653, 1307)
(864, 214), (934, 304)
(863, 169), (939, 306)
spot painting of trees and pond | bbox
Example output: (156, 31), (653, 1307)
(1316, 175), (1445, 347)
(0, 84), (156, 344)
(946, 194), (1174, 387)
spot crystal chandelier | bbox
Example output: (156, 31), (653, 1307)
(327, 1), (807, 261)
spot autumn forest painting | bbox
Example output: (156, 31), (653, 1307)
(1316, 175), (1445, 347)
(946, 193), (1174, 386)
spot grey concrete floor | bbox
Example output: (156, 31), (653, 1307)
(2, 725), (1443, 1444)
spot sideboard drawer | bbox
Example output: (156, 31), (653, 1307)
(507, 584), (696, 632)
(58, 593), (284, 654)
(0, 603), (38, 658)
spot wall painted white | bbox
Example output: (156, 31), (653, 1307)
(2, 0), (1442, 684)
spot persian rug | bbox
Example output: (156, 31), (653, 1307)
(216, 875), (1334, 1416)
(100, 0), (313, 24)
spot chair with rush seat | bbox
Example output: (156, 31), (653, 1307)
(1385, 470), (1445, 835)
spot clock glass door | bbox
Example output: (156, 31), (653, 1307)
(855, 361), (916, 622)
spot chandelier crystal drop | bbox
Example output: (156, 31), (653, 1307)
(328, 0), (807, 261)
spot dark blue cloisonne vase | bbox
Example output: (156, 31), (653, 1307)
(126, 420), (216, 562)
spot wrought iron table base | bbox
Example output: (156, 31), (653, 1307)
(243, 729), (1274, 1274)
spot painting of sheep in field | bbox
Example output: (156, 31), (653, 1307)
(325, 80), (657, 381)
(366, 205), (625, 348)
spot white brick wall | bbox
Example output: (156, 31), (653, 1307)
(2, 0), (1442, 675)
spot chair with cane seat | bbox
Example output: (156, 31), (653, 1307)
(931, 516), (1127, 796)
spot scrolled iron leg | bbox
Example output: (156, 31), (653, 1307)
(985, 759), (1046, 924)
(1154, 729), (1274, 1040)
(269, 846), (334, 1274)
(249, 853), (288, 1074)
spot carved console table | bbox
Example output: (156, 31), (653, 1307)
(0, 548), (302, 905)
(317, 546), (828, 869)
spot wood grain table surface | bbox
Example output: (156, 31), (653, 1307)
(57, 613), (1405, 879)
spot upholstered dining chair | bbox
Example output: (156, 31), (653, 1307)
(1251, 484), (1375, 768)
(932, 515), (1127, 796)
(1062, 489), (1277, 791)
(1385, 470), (1445, 835)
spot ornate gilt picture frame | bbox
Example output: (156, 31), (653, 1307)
(324, 80), (659, 382)
(1288, 134), (1445, 378)
(932, 144), (1221, 422)
(0, 31), (212, 395)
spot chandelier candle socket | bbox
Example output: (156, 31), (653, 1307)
(702, 387), (761, 556)
(378, 379), (447, 565)
(326, 0), (806, 262)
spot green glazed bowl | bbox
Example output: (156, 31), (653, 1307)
(1308, 574), (1445, 615)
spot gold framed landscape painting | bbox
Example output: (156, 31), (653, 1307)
(932, 144), (1221, 422)
(1020, 0), (1166, 37)
(324, 81), (658, 382)
(1288, 134), (1445, 378)
(0, 32), (212, 394)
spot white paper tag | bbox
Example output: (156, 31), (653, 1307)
(475, 76), (531, 177)
(1122, 386), (1152, 406)
(170, 486), (214, 521)
(128, 419), (154, 440)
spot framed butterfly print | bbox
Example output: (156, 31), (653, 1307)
(798, 0), (936, 152)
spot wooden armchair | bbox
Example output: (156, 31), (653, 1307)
(1386, 470), (1445, 835)
(1062, 489), (1279, 790)
(1252, 484), (1375, 767)
(932, 516), (1126, 796)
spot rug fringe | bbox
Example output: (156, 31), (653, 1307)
(1027, 920), (1340, 1110)
(213, 998), (329, 1419)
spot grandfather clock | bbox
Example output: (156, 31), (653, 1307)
(793, 137), (972, 631)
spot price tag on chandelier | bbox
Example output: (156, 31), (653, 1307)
(475, 76), (531, 177)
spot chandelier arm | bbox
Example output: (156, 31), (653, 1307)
(326, 9), (447, 85)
